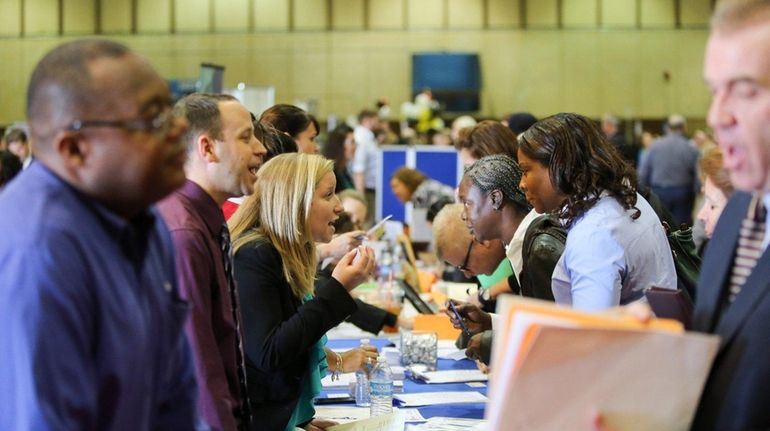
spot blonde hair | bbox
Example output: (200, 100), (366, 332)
(700, 147), (734, 197)
(229, 153), (334, 299)
(431, 203), (472, 260)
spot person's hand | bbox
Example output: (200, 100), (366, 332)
(318, 231), (365, 262)
(397, 315), (414, 330)
(475, 359), (489, 374)
(466, 332), (483, 361)
(303, 418), (338, 431)
(604, 302), (654, 324)
(341, 345), (379, 373)
(443, 299), (492, 334)
(331, 246), (375, 291)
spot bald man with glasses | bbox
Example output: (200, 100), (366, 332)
(0, 40), (197, 430)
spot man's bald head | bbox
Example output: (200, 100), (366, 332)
(26, 40), (131, 147)
(712, 0), (770, 32)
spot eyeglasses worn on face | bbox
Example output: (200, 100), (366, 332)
(454, 239), (475, 272)
(65, 109), (174, 134)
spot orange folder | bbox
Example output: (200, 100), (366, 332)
(486, 296), (719, 431)
(413, 314), (460, 340)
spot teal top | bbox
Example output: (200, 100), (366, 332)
(284, 296), (329, 431)
(477, 258), (513, 288)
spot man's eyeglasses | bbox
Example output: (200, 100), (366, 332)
(65, 109), (174, 134)
(454, 239), (475, 272)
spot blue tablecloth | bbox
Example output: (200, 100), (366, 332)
(323, 338), (486, 420)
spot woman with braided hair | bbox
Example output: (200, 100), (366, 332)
(448, 153), (565, 364)
(517, 112), (676, 310)
(457, 154), (565, 302)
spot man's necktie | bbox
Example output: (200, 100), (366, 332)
(726, 196), (766, 303)
(220, 223), (252, 428)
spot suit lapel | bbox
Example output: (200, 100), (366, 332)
(693, 193), (748, 332)
(714, 241), (770, 353)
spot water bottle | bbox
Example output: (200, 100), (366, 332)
(354, 339), (371, 407)
(369, 356), (394, 416)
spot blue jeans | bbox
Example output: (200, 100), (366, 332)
(652, 185), (695, 227)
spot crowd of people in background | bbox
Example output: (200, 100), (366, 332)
(2, 0), (770, 430)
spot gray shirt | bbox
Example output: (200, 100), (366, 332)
(639, 132), (700, 191)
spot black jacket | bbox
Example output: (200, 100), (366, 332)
(461, 215), (566, 363)
(233, 239), (357, 431)
(517, 214), (566, 301)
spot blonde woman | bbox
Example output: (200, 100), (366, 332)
(697, 147), (734, 239)
(229, 153), (376, 431)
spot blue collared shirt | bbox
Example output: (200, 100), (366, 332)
(551, 192), (678, 311)
(0, 163), (198, 430)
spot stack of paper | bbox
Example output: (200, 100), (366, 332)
(411, 369), (488, 384)
(315, 406), (426, 424)
(321, 372), (404, 392)
(486, 296), (720, 431)
(394, 391), (487, 407)
(406, 417), (487, 431)
(327, 411), (405, 431)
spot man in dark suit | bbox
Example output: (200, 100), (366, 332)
(690, 1), (770, 429)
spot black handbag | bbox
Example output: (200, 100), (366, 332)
(662, 222), (701, 301)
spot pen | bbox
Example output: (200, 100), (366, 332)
(355, 214), (393, 240)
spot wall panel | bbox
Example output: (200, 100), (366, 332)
(601, 0), (636, 28)
(332, 0), (364, 30)
(294, 0), (328, 30)
(24, 0), (58, 35)
(137, 0), (171, 33)
(100, 0), (132, 33)
(0, 9), (712, 125)
(562, 0), (597, 28)
(448, 0), (483, 30)
(640, 0), (675, 28)
(369, 0), (403, 29)
(214, 0), (249, 31)
(487, 0), (520, 28)
(407, 0), (444, 30)
(175, 0), (210, 33)
(526, 0), (557, 28)
(0, 0), (22, 36)
(599, 33), (641, 116)
(680, 0), (711, 27)
(63, 0), (95, 34)
(254, 0), (289, 30)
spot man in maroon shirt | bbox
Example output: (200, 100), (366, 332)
(158, 93), (266, 431)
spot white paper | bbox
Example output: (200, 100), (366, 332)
(437, 348), (468, 361)
(322, 372), (405, 390)
(315, 407), (424, 424)
(321, 372), (356, 388)
(412, 369), (488, 384)
(315, 406), (371, 423)
(327, 411), (405, 431)
(326, 392), (352, 399)
(394, 391), (487, 407)
(410, 417), (488, 431)
(403, 409), (427, 422)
